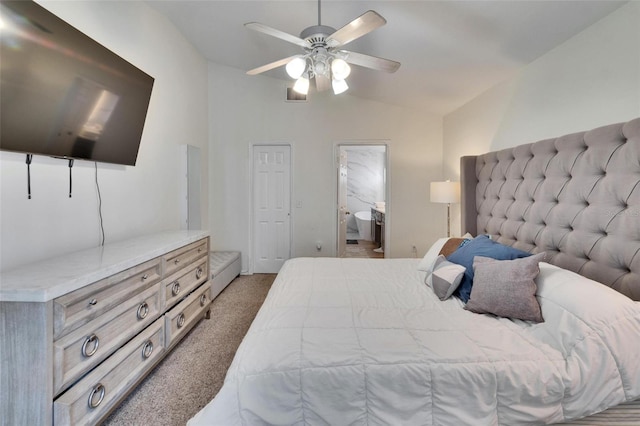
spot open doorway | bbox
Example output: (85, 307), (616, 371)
(336, 143), (388, 258)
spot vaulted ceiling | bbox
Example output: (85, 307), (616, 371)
(148, 1), (626, 114)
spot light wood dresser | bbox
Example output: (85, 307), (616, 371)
(0, 231), (212, 425)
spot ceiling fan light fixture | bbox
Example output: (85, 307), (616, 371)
(332, 78), (348, 95)
(311, 47), (330, 77)
(285, 56), (307, 79)
(293, 76), (310, 95)
(245, 5), (400, 96)
(313, 58), (328, 77)
(331, 58), (351, 80)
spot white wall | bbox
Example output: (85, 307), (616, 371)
(208, 63), (443, 270)
(443, 1), (640, 236)
(0, 1), (209, 270)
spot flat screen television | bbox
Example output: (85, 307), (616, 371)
(0, 0), (154, 166)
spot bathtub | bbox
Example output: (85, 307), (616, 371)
(354, 210), (372, 241)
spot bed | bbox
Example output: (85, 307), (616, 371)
(190, 118), (640, 425)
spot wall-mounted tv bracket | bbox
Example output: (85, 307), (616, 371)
(24, 155), (76, 199)
(68, 159), (74, 198)
(26, 154), (33, 199)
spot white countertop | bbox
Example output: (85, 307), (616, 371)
(0, 230), (209, 303)
(372, 206), (386, 214)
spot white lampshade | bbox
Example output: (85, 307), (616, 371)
(293, 76), (309, 95)
(430, 181), (460, 204)
(331, 58), (351, 80)
(332, 78), (348, 95)
(285, 56), (306, 79)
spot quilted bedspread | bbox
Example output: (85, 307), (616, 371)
(189, 258), (640, 425)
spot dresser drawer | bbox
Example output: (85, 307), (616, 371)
(163, 258), (208, 310)
(53, 283), (162, 395)
(165, 282), (211, 348)
(163, 238), (208, 278)
(53, 257), (162, 339)
(53, 317), (165, 426)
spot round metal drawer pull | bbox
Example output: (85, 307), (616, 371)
(177, 313), (186, 329)
(88, 383), (105, 409)
(198, 248), (202, 253)
(196, 267), (203, 279)
(81, 334), (99, 358)
(199, 294), (207, 307)
(137, 302), (149, 320)
(174, 258), (180, 265)
(88, 298), (97, 306)
(141, 273), (149, 281)
(142, 340), (154, 359)
(171, 282), (181, 296)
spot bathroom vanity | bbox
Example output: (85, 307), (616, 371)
(371, 207), (385, 252)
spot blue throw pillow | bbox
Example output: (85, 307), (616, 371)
(447, 235), (531, 303)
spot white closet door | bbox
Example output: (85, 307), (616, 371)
(253, 145), (291, 273)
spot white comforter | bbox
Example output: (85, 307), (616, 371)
(189, 258), (640, 425)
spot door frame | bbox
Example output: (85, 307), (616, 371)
(249, 143), (293, 274)
(334, 141), (390, 257)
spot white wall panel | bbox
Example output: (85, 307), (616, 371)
(209, 64), (443, 266)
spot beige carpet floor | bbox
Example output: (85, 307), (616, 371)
(102, 273), (275, 426)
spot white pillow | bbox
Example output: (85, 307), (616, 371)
(430, 255), (466, 300)
(417, 237), (450, 273)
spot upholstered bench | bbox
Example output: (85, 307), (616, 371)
(209, 251), (241, 300)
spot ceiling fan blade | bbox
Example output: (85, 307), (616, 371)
(340, 50), (400, 73)
(246, 55), (299, 75)
(325, 10), (386, 48)
(245, 22), (311, 49)
(315, 74), (331, 92)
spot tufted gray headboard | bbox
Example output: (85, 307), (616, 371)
(460, 118), (640, 301)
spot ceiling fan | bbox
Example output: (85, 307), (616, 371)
(245, 0), (400, 95)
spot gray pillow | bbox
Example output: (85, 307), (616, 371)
(430, 255), (466, 300)
(464, 253), (546, 322)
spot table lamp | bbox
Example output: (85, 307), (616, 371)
(430, 180), (461, 237)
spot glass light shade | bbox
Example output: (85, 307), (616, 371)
(293, 76), (309, 95)
(332, 79), (348, 95)
(314, 60), (328, 77)
(285, 57), (306, 79)
(430, 181), (460, 204)
(331, 58), (351, 80)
